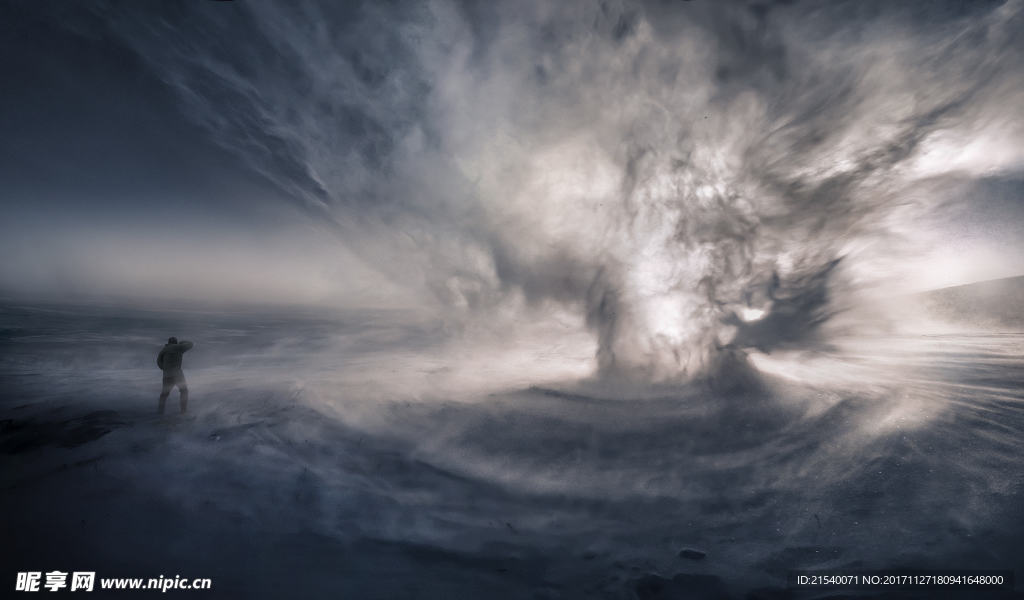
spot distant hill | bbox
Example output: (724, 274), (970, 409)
(914, 275), (1024, 330)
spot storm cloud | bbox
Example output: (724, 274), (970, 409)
(12, 0), (1024, 381)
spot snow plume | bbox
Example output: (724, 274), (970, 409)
(91, 0), (1023, 382)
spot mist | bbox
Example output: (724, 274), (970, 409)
(50, 0), (1013, 383)
(3, 2), (1024, 598)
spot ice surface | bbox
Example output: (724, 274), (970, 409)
(1, 301), (1023, 598)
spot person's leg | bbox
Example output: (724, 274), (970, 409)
(158, 378), (172, 414)
(178, 374), (189, 414)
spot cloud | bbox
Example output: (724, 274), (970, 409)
(88, 0), (1024, 381)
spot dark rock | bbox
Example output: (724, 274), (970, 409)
(631, 572), (733, 600)
(679, 548), (707, 560)
(61, 424), (112, 447)
(633, 573), (670, 599)
(80, 410), (120, 422)
(745, 586), (796, 600)
(755, 546), (843, 577)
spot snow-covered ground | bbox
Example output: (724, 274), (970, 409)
(2, 301), (1023, 598)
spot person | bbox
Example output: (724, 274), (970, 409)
(157, 336), (194, 414)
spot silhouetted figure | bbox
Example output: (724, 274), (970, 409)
(157, 336), (193, 414)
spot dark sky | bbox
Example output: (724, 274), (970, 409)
(0, 1), (396, 306)
(1, 0), (1022, 373)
